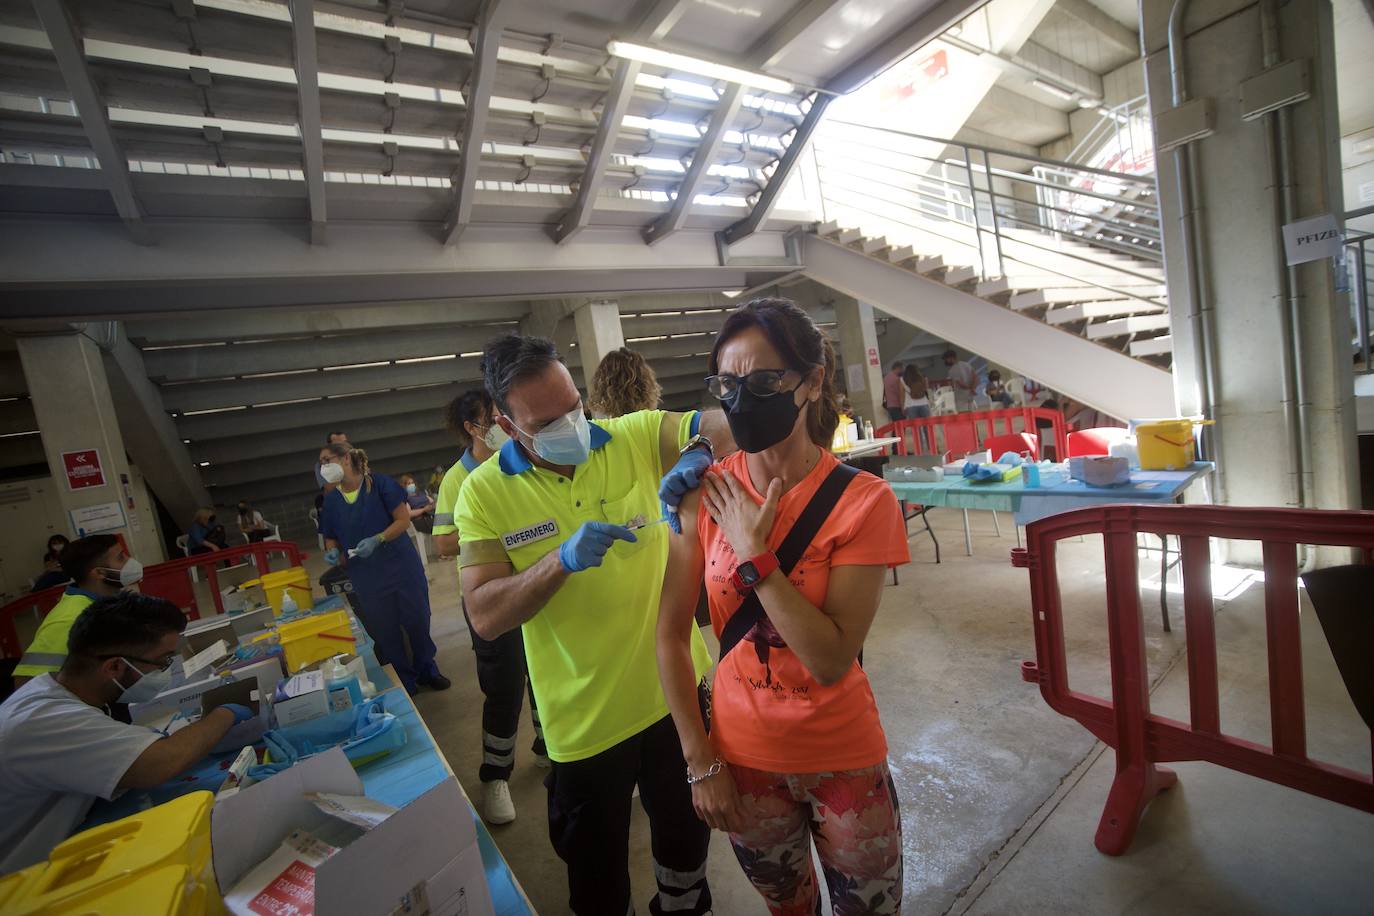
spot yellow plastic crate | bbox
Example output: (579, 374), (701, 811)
(0, 793), (225, 916)
(276, 609), (356, 673)
(1136, 419), (1210, 470)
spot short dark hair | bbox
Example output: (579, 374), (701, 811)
(481, 334), (562, 413)
(325, 430), (347, 443)
(65, 593), (186, 671)
(943, 349), (957, 360)
(60, 534), (119, 584)
(443, 389), (494, 449)
(890, 361), (903, 371)
(47, 534), (69, 551)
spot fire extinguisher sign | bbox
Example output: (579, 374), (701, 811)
(62, 449), (107, 491)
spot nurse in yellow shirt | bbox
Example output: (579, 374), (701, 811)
(432, 389), (545, 827)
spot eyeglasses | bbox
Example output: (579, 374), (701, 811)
(705, 369), (793, 400)
(96, 653), (178, 672)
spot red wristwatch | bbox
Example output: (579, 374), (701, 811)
(731, 551), (779, 592)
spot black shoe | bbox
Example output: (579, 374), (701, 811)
(419, 673), (452, 691)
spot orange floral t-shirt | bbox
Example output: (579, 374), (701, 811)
(697, 449), (910, 773)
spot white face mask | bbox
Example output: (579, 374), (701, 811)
(320, 462), (345, 484)
(100, 558), (144, 590)
(483, 424), (511, 451)
(114, 659), (173, 705)
(405, 483), (417, 495)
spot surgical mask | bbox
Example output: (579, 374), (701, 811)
(114, 660), (173, 705)
(482, 424), (510, 451)
(320, 462), (345, 484)
(723, 384), (803, 454)
(405, 483), (417, 495)
(100, 557), (144, 590)
(523, 407), (591, 466)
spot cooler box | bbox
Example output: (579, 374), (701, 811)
(237, 567), (312, 616)
(0, 792), (225, 916)
(276, 610), (356, 672)
(1136, 419), (1207, 470)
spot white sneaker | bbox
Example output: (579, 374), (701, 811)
(482, 780), (516, 825)
(533, 753), (552, 769)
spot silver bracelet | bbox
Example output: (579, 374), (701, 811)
(686, 758), (724, 785)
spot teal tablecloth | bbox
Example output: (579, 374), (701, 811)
(888, 463), (1215, 525)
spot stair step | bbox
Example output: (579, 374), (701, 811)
(886, 245), (917, 263)
(1129, 334), (1174, 357)
(942, 265), (977, 285)
(837, 227), (863, 245)
(817, 220), (842, 238)
(914, 254), (945, 274)
(1010, 286), (1167, 309)
(862, 236), (891, 255)
(1046, 301), (1167, 324)
(1085, 313), (1173, 339)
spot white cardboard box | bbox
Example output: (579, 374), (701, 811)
(212, 748), (494, 916)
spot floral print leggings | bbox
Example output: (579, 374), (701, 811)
(727, 761), (903, 916)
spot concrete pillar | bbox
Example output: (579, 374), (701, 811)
(572, 300), (625, 382)
(1144, 0), (1359, 533)
(833, 298), (887, 426)
(16, 330), (164, 561)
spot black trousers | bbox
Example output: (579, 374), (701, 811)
(546, 713), (712, 916)
(462, 602), (544, 782)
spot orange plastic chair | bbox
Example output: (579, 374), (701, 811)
(1067, 427), (1130, 457)
(985, 432), (1039, 461)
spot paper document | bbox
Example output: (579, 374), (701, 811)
(308, 793), (399, 830)
(183, 639), (230, 678)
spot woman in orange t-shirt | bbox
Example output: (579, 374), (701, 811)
(656, 298), (909, 915)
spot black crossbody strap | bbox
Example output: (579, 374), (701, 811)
(718, 463), (860, 662)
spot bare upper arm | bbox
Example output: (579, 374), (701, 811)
(460, 561), (515, 599)
(658, 491), (705, 637)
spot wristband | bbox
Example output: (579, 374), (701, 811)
(686, 757), (724, 785)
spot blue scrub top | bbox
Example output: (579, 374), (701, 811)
(320, 472), (426, 599)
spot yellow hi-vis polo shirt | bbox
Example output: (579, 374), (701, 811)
(432, 449), (484, 588)
(14, 588), (99, 678)
(455, 409), (712, 763)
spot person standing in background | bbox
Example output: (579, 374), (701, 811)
(399, 474), (435, 578)
(432, 389), (546, 826)
(943, 349), (977, 412)
(588, 347), (662, 418)
(902, 364), (930, 419)
(881, 361), (905, 424)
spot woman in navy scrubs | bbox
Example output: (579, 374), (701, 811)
(318, 443), (449, 695)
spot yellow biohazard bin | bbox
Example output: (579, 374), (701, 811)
(238, 566), (313, 616)
(0, 792), (226, 916)
(1136, 419), (1211, 470)
(274, 609), (356, 672)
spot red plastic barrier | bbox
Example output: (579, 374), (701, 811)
(0, 541), (306, 660)
(1012, 504), (1374, 855)
(877, 407), (1067, 462)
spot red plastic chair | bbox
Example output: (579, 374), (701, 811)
(1067, 427), (1130, 457)
(985, 432), (1039, 461)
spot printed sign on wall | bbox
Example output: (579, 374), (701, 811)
(62, 449), (106, 490)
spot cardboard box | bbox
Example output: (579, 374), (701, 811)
(212, 749), (494, 916)
(274, 672), (332, 726)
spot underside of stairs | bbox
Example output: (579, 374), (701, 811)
(813, 220), (1174, 371)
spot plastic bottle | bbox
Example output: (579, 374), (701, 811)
(863, 419), (875, 440)
(1024, 462), (1041, 488)
(279, 589), (298, 616)
(323, 655), (362, 711)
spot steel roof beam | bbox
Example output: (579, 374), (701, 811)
(747, 0), (840, 70)
(1052, 0), (1140, 57)
(552, 59), (640, 244)
(30, 0), (149, 244)
(288, 0), (327, 244)
(441, 0), (505, 244)
(825, 0), (983, 95)
(642, 83), (744, 245)
(720, 92), (829, 246)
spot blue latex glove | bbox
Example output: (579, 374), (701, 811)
(558, 521), (636, 573)
(658, 447), (713, 534)
(323, 547), (340, 565)
(352, 534), (384, 559)
(218, 703), (255, 726)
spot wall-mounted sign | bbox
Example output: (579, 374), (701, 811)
(62, 449), (106, 491)
(867, 346), (881, 367)
(70, 501), (126, 535)
(847, 364), (867, 393)
(1281, 213), (1343, 266)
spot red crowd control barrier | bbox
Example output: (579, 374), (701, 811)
(877, 407), (1067, 462)
(1012, 505), (1374, 855)
(0, 540), (306, 660)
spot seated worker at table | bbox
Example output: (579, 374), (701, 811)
(319, 443), (450, 697)
(455, 334), (734, 916)
(0, 594), (253, 873)
(13, 535), (144, 687)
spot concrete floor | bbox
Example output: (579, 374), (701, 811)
(314, 507), (1374, 915)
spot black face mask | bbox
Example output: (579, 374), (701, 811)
(723, 384), (802, 454)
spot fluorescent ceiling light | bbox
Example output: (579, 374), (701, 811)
(721, 289), (744, 297)
(608, 41), (794, 95)
(1031, 79), (1075, 101)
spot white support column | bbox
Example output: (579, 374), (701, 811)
(833, 298), (887, 426)
(16, 331), (164, 560)
(572, 300), (625, 382)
